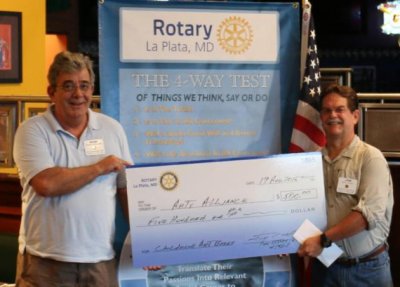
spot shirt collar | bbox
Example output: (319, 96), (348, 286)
(341, 135), (360, 158)
(322, 135), (360, 161)
(43, 104), (100, 133)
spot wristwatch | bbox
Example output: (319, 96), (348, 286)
(320, 233), (332, 248)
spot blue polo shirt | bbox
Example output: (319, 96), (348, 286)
(13, 106), (132, 262)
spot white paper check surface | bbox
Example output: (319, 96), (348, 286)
(126, 153), (328, 267)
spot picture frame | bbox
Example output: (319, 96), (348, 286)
(0, 103), (17, 170)
(91, 96), (101, 113)
(320, 68), (352, 92)
(0, 11), (22, 83)
(23, 102), (49, 121)
(358, 101), (400, 158)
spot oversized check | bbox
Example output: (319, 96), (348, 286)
(126, 152), (327, 267)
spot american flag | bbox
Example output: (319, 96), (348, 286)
(289, 3), (326, 152)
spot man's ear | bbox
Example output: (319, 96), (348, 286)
(353, 108), (360, 124)
(47, 86), (55, 100)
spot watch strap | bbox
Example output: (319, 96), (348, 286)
(320, 232), (332, 248)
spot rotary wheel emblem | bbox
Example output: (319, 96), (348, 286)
(217, 16), (253, 54)
(160, 171), (178, 191)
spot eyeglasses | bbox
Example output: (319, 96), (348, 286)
(56, 81), (92, 93)
(321, 106), (350, 115)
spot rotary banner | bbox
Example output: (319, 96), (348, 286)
(99, 1), (300, 286)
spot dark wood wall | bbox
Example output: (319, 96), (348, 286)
(0, 175), (21, 235)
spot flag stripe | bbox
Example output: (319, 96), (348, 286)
(294, 100), (322, 127)
(288, 142), (305, 153)
(290, 128), (322, 152)
(292, 115), (326, 146)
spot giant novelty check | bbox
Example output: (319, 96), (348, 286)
(126, 152), (327, 267)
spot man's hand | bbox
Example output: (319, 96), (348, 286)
(95, 155), (131, 175)
(143, 266), (164, 271)
(297, 234), (323, 258)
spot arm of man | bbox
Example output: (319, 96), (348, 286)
(117, 187), (129, 221)
(298, 211), (367, 257)
(30, 155), (130, 197)
(115, 167), (130, 221)
(299, 151), (391, 258)
(324, 210), (368, 241)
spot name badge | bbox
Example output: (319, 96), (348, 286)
(84, 139), (105, 156)
(337, 177), (357, 195)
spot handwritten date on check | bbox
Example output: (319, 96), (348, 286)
(126, 152), (327, 267)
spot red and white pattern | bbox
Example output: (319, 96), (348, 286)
(289, 5), (326, 152)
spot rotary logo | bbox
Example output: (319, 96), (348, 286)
(160, 171), (178, 191)
(217, 16), (253, 54)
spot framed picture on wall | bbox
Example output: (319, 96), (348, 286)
(320, 68), (352, 92)
(0, 103), (17, 169)
(0, 11), (22, 83)
(91, 96), (101, 113)
(23, 102), (49, 121)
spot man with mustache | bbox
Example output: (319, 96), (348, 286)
(298, 85), (393, 286)
(13, 51), (132, 286)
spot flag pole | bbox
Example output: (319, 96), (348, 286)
(300, 0), (311, 86)
(298, 4), (316, 286)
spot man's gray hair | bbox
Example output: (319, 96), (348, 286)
(47, 51), (95, 87)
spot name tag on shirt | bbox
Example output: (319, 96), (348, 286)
(84, 139), (105, 156)
(337, 177), (357, 195)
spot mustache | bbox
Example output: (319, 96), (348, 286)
(326, 119), (343, 125)
(69, 100), (87, 105)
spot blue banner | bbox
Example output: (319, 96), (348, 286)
(99, 1), (300, 286)
(99, 1), (300, 162)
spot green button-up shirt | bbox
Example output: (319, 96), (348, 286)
(322, 135), (393, 258)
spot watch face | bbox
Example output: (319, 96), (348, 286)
(320, 233), (332, 248)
